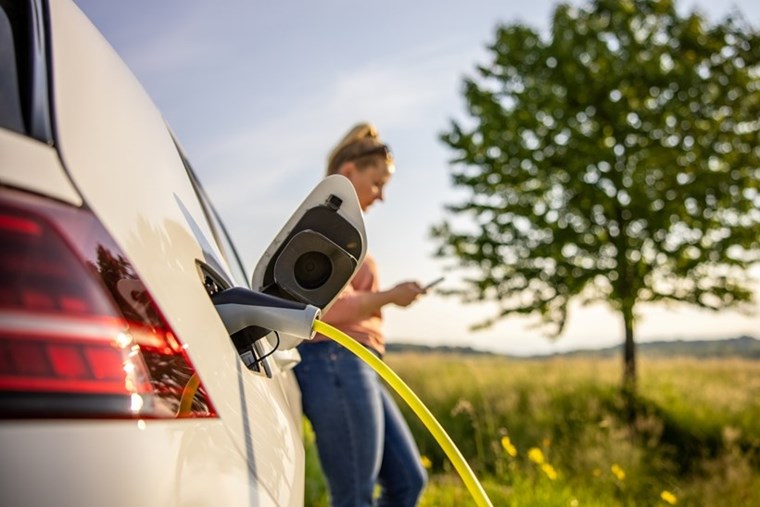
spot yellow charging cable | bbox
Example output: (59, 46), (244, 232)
(178, 372), (200, 417)
(313, 320), (493, 507)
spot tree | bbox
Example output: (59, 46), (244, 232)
(434, 0), (760, 396)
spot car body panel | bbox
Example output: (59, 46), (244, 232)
(0, 0), (307, 505)
(1, 421), (281, 507)
(0, 128), (81, 206)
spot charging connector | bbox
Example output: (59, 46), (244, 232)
(212, 287), (321, 370)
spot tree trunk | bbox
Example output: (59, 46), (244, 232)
(622, 304), (636, 392)
(622, 301), (636, 424)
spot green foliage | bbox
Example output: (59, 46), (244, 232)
(434, 0), (760, 384)
(394, 353), (760, 506)
(303, 353), (760, 505)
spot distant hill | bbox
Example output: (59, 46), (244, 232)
(554, 335), (760, 360)
(386, 342), (496, 356)
(386, 335), (760, 360)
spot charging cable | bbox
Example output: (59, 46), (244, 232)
(314, 320), (493, 507)
(178, 372), (200, 417)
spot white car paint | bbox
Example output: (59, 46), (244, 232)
(0, 128), (81, 206)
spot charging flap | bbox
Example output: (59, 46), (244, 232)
(252, 174), (367, 314)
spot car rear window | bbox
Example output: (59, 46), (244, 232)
(0, 1), (25, 134)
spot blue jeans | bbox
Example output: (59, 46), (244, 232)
(294, 341), (427, 507)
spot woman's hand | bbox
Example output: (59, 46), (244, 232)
(331, 281), (427, 320)
(389, 281), (425, 307)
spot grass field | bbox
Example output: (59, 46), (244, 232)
(303, 353), (760, 506)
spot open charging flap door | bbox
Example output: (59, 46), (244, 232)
(252, 175), (367, 350)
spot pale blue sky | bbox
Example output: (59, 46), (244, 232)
(74, 0), (760, 355)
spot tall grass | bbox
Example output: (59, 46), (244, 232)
(303, 354), (760, 506)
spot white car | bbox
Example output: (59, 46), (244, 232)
(0, 1), (366, 505)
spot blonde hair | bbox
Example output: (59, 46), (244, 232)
(326, 122), (394, 176)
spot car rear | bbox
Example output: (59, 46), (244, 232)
(0, 1), (304, 505)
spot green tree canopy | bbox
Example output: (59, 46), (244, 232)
(435, 0), (760, 391)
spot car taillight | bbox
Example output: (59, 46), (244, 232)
(0, 187), (216, 419)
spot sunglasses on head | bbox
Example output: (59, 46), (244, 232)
(351, 143), (392, 160)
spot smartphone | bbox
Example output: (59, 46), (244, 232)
(423, 276), (445, 290)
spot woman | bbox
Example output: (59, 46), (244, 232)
(294, 123), (428, 507)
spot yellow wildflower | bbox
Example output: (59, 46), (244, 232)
(420, 455), (432, 470)
(501, 436), (517, 457)
(611, 464), (626, 481)
(527, 447), (545, 464)
(660, 490), (677, 505)
(541, 463), (558, 480)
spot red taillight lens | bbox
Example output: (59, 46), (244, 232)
(0, 188), (216, 419)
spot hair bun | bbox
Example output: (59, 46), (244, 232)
(345, 122), (381, 143)
(363, 124), (380, 140)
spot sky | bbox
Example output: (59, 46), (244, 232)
(73, 0), (760, 356)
